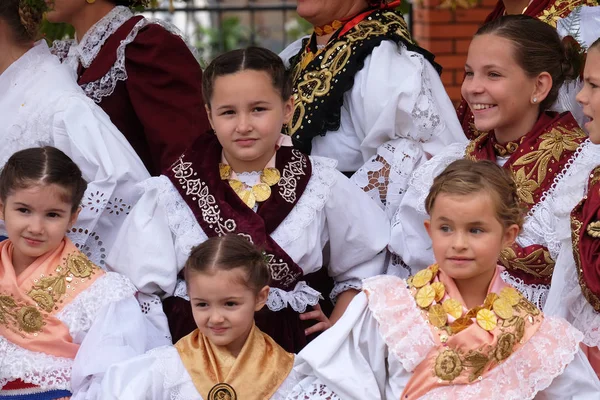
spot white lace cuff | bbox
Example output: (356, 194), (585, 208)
(173, 278), (189, 300)
(329, 279), (363, 304)
(267, 281), (322, 313)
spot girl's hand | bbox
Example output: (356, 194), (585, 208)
(300, 303), (332, 336)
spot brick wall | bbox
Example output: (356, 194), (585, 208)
(412, 0), (498, 104)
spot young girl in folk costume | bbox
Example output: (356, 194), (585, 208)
(288, 159), (600, 399)
(539, 38), (600, 376)
(0, 147), (163, 399)
(455, 0), (597, 138)
(102, 235), (301, 399)
(48, 0), (210, 175)
(107, 47), (390, 352)
(389, 16), (587, 310)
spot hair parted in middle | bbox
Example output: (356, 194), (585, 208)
(0, 147), (88, 213)
(201, 46), (292, 107)
(475, 14), (583, 111)
(184, 235), (271, 293)
(425, 159), (525, 230)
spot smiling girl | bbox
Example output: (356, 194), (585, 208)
(388, 15), (587, 310)
(0, 147), (164, 399)
(107, 47), (390, 353)
(101, 235), (305, 399)
(287, 159), (599, 399)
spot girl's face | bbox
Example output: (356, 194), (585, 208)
(0, 183), (79, 271)
(576, 48), (600, 144)
(188, 268), (268, 357)
(207, 70), (293, 173)
(424, 191), (518, 290)
(462, 34), (548, 143)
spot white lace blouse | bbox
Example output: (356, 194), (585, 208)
(280, 39), (467, 218)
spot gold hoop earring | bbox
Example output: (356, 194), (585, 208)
(86, 0), (96, 4)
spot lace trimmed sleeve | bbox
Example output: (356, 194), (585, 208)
(349, 42), (466, 217)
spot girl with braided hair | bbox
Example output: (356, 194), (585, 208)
(48, 0), (211, 176)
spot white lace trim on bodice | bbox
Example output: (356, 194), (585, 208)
(0, 338), (72, 391)
(500, 270), (549, 310)
(519, 140), (596, 260)
(363, 275), (435, 372)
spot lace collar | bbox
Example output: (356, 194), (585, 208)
(70, 6), (133, 68)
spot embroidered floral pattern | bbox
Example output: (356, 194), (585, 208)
(172, 157), (237, 237)
(27, 253), (99, 313)
(537, 0), (597, 27)
(0, 296), (44, 335)
(279, 150), (308, 203)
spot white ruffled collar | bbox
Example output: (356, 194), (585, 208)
(69, 6), (133, 68)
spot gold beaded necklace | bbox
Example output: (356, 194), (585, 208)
(219, 163), (281, 209)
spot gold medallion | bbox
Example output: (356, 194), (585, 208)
(208, 383), (237, 400)
(252, 183), (272, 202)
(261, 167), (281, 186)
(449, 316), (473, 334)
(412, 269), (433, 288)
(442, 298), (463, 319)
(476, 308), (497, 331)
(499, 287), (521, 306)
(483, 293), (499, 310)
(229, 180), (255, 209)
(219, 163), (232, 180)
(428, 304), (448, 328)
(493, 298), (514, 319)
(431, 282), (446, 302)
(416, 285), (435, 308)
(429, 264), (439, 276)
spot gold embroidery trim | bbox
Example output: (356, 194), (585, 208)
(290, 11), (412, 137)
(0, 295), (44, 335)
(27, 253), (98, 313)
(499, 246), (555, 280)
(537, 0), (597, 27)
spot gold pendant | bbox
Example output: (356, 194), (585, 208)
(261, 167), (281, 186)
(431, 282), (445, 302)
(476, 308), (497, 331)
(492, 298), (514, 319)
(252, 183), (272, 202)
(416, 285), (435, 308)
(219, 164), (232, 180)
(442, 298), (463, 319)
(428, 304), (448, 328)
(229, 180), (256, 209)
(412, 269), (434, 288)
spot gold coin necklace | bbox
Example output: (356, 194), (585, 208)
(219, 163), (281, 209)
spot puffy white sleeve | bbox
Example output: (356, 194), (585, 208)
(51, 95), (150, 266)
(106, 176), (195, 297)
(65, 273), (172, 399)
(323, 169), (390, 301)
(97, 346), (201, 400)
(348, 42), (467, 217)
(387, 143), (467, 277)
(537, 347), (600, 399)
(287, 292), (409, 399)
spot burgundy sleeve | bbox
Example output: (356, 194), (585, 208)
(124, 24), (211, 173)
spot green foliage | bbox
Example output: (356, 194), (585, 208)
(40, 20), (74, 42)
(194, 16), (250, 66)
